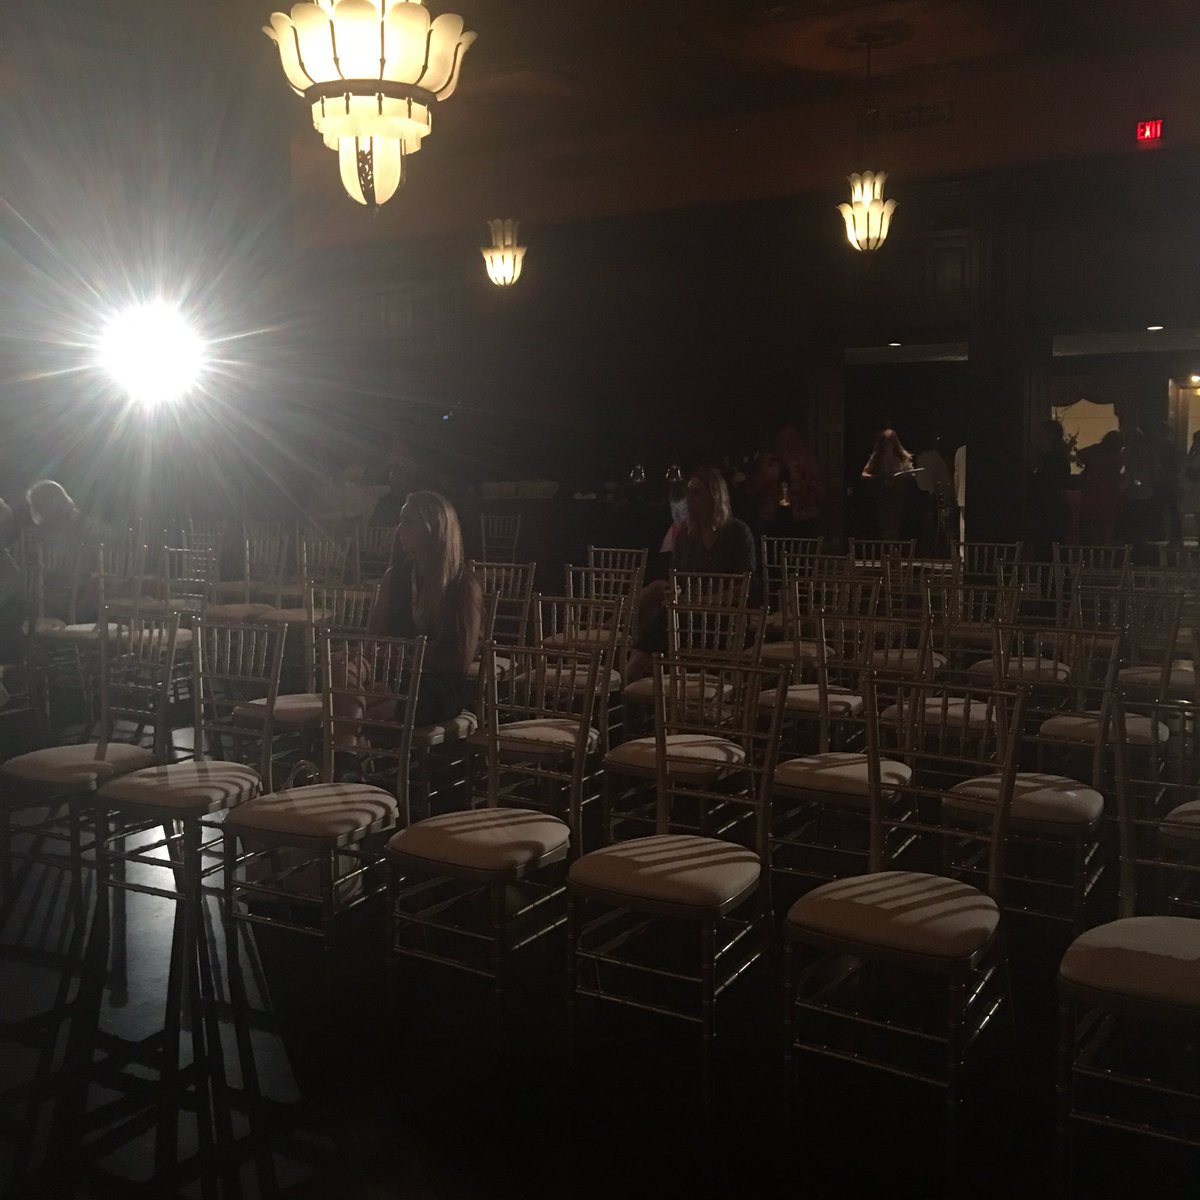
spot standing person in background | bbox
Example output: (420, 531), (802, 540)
(1151, 421), (1183, 544)
(861, 428), (915, 540)
(731, 451), (789, 543)
(1076, 431), (1124, 545)
(1179, 430), (1200, 541)
(913, 436), (954, 554)
(1115, 427), (1162, 552)
(1026, 420), (1071, 560)
(775, 425), (825, 535)
(953, 443), (967, 544)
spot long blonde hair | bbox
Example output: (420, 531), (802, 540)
(688, 466), (733, 533)
(391, 490), (466, 634)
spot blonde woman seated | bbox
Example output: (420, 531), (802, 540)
(335, 491), (482, 744)
(624, 466), (756, 683)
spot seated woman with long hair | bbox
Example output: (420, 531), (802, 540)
(337, 491), (482, 742)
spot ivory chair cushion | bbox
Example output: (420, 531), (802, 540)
(514, 665), (623, 693)
(868, 648), (948, 672)
(31, 617), (66, 634)
(881, 697), (994, 731)
(758, 640), (827, 665)
(756, 683), (863, 717)
(388, 807), (569, 876)
(1116, 662), (1195, 697)
(211, 579), (252, 600)
(603, 733), (746, 781)
(1, 743), (157, 790)
(624, 673), (732, 705)
(99, 762), (262, 816)
(773, 752), (912, 805)
(946, 772), (1103, 834)
(494, 718), (599, 757)
(967, 656), (1069, 682)
(466, 656), (511, 682)
(1039, 711), (1169, 746)
(235, 693), (323, 728)
(226, 783), (397, 847)
(39, 623), (120, 642)
(259, 607), (310, 624)
(569, 833), (760, 914)
(786, 870), (1000, 963)
(1059, 916), (1200, 1013)
(412, 711), (478, 748)
(1161, 799), (1200, 845)
(204, 603), (278, 621)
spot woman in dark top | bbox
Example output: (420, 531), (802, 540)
(1026, 419), (1072, 560)
(338, 491), (482, 739)
(625, 467), (756, 681)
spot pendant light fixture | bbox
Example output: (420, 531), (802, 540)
(482, 219), (527, 287)
(837, 32), (897, 252)
(263, 1), (477, 208)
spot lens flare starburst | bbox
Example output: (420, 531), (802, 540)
(97, 302), (207, 407)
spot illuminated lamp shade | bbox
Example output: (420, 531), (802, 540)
(482, 219), (526, 287)
(838, 170), (897, 252)
(263, 1), (477, 207)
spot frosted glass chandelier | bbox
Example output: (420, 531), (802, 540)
(264, 1), (477, 207)
(482, 220), (526, 287)
(838, 171), (897, 252)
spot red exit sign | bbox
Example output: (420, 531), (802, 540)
(1137, 119), (1164, 142)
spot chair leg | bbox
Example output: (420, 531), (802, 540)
(320, 849), (336, 999)
(1055, 997), (1076, 1196)
(783, 939), (797, 1129)
(701, 919), (716, 1107)
(491, 882), (506, 1047)
(566, 893), (580, 1066)
(0, 805), (11, 897)
(945, 976), (966, 1180)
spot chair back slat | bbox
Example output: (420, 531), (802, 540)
(321, 631), (426, 825)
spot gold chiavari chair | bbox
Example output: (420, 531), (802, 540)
(1114, 588), (1190, 703)
(785, 675), (1024, 1174)
(387, 642), (602, 1030)
(480, 512), (522, 563)
(767, 609), (917, 886)
(232, 584), (377, 783)
(276, 535), (350, 607)
(1053, 542), (1132, 573)
(586, 545), (647, 589)
(611, 599), (755, 840)
(353, 524), (394, 583)
(0, 610), (177, 903)
(95, 620), (284, 906)
(224, 631), (425, 971)
(955, 540), (1023, 582)
(849, 537), (918, 569)
(927, 576), (1023, 676)
(761, 535), (824, 638)
(467, 560), (536, 690)
(758, 572), (879, 679)
(534, 593), (627, 755)
(948, 623), (1120, 929)
(568, 653), (790, 1101)
(210, 531), (287, 616)
(1056, 693), (1200, 1179)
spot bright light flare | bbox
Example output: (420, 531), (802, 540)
(97, 302), (207, 407)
